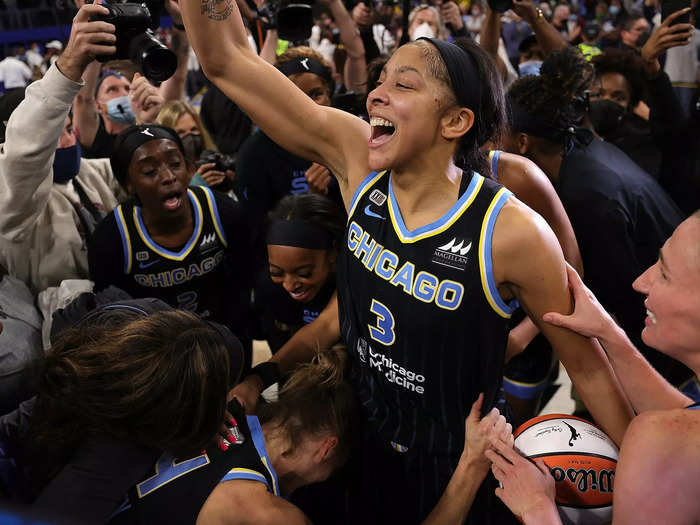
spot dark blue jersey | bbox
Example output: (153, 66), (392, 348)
(337, 170), (516, 461)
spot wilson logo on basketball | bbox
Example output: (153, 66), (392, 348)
(514, 414), (619, 523)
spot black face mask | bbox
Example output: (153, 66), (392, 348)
(589, 99), (626, 137)
(181, 133), (204, 161)
(636, 29), (651, 48)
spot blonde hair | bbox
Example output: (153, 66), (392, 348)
(408, 5), (448, 40)
(156, 100), (217, 152)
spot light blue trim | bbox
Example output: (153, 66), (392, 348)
(220, 469), (269, 486)
(491, 150), (501, 183)
(348, 171), (383, 219)
(482, 190), (519, 315)
(134, 189), (202, 259)
(114, 205), (131, 274)
(246, 415), (280, 496)
(388, 172), (480, 240)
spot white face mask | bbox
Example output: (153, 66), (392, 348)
(411, 22), (436, 40)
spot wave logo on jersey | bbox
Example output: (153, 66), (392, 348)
(431, 238), (472, 271)
(199, 233), (217, 253)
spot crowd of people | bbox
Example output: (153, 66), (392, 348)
(0, 0), (698, 522)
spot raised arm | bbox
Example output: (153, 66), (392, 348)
(323, 0), (367, 93)
(160, 1), (190, 102)
(72, 60), (101, 150)
(494, 201), (633, 444)
(511, 0), (567, 55)
(180, 0), (370, 199)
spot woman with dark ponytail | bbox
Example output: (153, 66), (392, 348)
(505, 46), (689, 394)
(184, 3), (633, 521)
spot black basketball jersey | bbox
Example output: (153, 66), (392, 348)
(337, 170), (517, 462)
(112, 186), (230, 321)
(110, 411), (279, 524)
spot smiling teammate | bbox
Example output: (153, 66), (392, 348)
(181, 0), (632, 521)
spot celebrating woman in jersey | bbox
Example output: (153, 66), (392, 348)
(180, 1), (632, 521)
(254, 193), (344, 353)
(88, 124), (256, 369)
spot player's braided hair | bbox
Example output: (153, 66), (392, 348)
(509, 46), (594, 137)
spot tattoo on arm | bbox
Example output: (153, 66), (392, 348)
(201, 0), (235, 20)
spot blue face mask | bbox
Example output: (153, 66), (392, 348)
(53, 142), (82, 184)
(105, 95), (136, 126)
(519, 60), (543, 77)
(608, 5), (620, 15)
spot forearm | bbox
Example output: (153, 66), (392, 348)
(259, 29), (278, 65)
(480, 9), (501, 58)
(269, 316), (340, 374)
(599, 323), (692, 412)
(563, 337), (633, 444)
(522, 502), (563, 525)
(329, 0), (364, 59)
(422, 461), (488, 524)
(72, 60), (100, 149)
(525, 11), (567, 54)
(0, 64), (81, 240)
(160, 28), (190, 102)
(506, 316), (540, 362)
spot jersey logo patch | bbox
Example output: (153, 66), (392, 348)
(199, 233), (217, 253)
(369, 189), (387, 207)
(135, 250), (149, 262)
(431, 238), (471, 271)
(363, 205), (384, 220)
(356, 337), (368, 364)
(138, 259), (160, 270)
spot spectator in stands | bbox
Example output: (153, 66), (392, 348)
(663, 18), (700, 117)
(351, 1), (395, 60)
(0, 46), (32, 93)
(464, 1), (486, 38)
(43, 40), (62, 71)
(0, 3), (125, 295)
(156, 100), (234, 190)
(604, 14), (650, 50)
(578, 21), (603, 60)
(24, 42), (44, 77)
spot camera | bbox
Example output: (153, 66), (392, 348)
(487, 0), (512, 13)
(197, 150), (237, 173)
(250, 0), (315, 42)
(91, 1), (177, 83)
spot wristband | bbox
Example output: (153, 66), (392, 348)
(173, 22), (185, 31)
(247, 362), (281, 390)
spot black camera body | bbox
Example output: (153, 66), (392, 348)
(251, 0), (315, 43)
(197, 150), (236, 173)
(487, 0), (512, 13)
(91, 1), (177, 82)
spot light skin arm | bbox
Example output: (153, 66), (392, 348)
(179, 0), (370, 203)
(259, 29), (278, 65)
(613, 411), (700, 525)
(72, 60), (101, 149)
(423, 396), (513, 524)
(497, 152), (584, 361)
(324, 0), (367, 93)
(231, 293), (341, 413)
(197, 480), (312, 525)
(543, 264), (692, 413)
(160, 1), (190, 102)
(511, 0), (567, 55)
(494, 201), (633, 445)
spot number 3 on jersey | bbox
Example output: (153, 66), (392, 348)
(368, 299), (395, 346)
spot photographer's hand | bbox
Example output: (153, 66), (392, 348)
(441, 1), (465, 32)
(352, 2), (372, 28)
(641, 8), (693, 75)
(305, 163), (332, 195)
(196, 162), (227, 186)
(164, 0), (184, 26)
(57, 3), (116, 82)
(130, 73), (165, 124)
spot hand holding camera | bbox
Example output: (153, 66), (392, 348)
(195, 151), (236, 188)
(57, 3), (117, 82)
(130, 72), (165, 123)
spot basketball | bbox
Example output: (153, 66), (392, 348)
(513, 414), (618, 525)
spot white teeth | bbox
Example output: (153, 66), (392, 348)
(646, 309), (657, 324)
(370, 117), (395, 128)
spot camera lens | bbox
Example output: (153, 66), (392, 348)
(130, 31), (178, 82)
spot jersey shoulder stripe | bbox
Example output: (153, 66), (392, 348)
(115, 204), (133, 274)
(478, 187), (518, 318)
(387, 172), (484, 243)
(220, 467), (270, 487)
(246, 415), (280, 496)
(133, 188), (204, 261)
(200, 186), (228, 247)
(348, 170), (387, 220)
(488, 150), (501, 183)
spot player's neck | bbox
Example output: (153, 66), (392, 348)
(390, 159), (463, 231)
(261, 426), (302, 495)
(141, 197), (194, 241)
